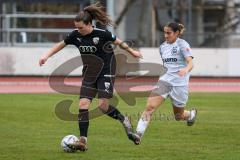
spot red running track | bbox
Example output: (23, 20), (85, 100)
(0, 77), (240, 94)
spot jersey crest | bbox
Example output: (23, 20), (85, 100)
(93, 37), (99, 45)
(171, 46), (178, 55)
(104, 82), (111, 93)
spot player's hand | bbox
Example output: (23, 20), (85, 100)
(178, 68), (188, 77)
(132, 50), (143, 59)
(39, 56), (48, 66)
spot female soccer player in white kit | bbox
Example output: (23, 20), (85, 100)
(129, 22), (197, 145)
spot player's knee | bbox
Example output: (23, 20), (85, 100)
(98, 103), (108, 111)
(79, 99), (90, 109)
(145, 103), (156, 114)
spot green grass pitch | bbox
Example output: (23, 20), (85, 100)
(0, 93), (240, 160)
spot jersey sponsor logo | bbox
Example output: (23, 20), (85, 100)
(93, 37), (99, 45)
(79, 46), (97, 53)
(104, 82), (111, 93)
(163, 58), (177, 62)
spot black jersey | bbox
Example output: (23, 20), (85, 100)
(64, 28), (117, 77)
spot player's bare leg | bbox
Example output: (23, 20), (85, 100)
(132, 94), (165, 145)
(173, 106), (197, 126)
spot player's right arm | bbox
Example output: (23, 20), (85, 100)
(39, 41), (66, 66)
(114, 38), (143, 59)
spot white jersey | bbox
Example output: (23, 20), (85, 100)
(159, 38), (193, 86)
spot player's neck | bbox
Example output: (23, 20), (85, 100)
(167, 37), (178, 44)
(85, 26), (94, 35)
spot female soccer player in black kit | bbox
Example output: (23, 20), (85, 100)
(39, 2), (142, 151)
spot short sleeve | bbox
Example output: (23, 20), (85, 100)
(64, 30), (76, 45)
(159, 44), (163, 56)
(180, 41), (193, 58)
(105, 30), (117, 42)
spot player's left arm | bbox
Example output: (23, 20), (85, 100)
(178, 56), (193, 77)
(113, 38), (143, 59)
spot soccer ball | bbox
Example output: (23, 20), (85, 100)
(61, 135), (79, 152)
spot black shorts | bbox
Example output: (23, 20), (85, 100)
(80, 76), (115, 100)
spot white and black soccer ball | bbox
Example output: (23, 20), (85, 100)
(61, 135), (79, 152)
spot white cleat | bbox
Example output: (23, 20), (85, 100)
(187, 108), (197, 126)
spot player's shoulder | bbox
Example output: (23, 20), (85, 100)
(160, 41), (168, 48)
(93, 27), (116, 41)
(93, 27), (107, 32)
(176, 38), (190, 47)
(68, 29), (79, 36)
(93, 27), (108, 33)
(93, 27), (115, 35)
(71, 29), (79, 34)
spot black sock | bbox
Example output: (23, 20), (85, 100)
(105, 105), (125, 122)
(78, 109), (89, 137)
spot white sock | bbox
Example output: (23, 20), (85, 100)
(136, 118), (150, 137)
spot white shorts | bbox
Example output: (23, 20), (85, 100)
(152, 81), (189, 107)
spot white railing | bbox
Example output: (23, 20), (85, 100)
(1, 14), (76, 19)
(0, 13), (76, 46)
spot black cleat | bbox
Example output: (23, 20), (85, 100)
(128, 132), (141, 145)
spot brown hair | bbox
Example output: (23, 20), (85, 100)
(74, 2), (113, 26)
(166, 22), (185, 36)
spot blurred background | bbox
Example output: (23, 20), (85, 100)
(1, 0), (240, 47)
(0, 0), (240, 92)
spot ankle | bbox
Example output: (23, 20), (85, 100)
(80, 136), (87, 142)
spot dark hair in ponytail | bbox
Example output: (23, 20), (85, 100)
(74, 2), (113, 26)
(166, 22), (185, 36)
